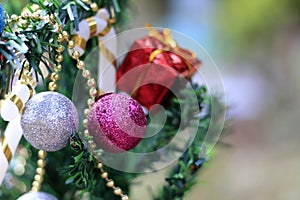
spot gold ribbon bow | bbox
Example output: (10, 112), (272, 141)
(145, 24), (199, 79)
(72, 17), (116, 68)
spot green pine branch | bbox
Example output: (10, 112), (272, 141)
(0, 1), (227, 199)
(0, 0), (129, 96)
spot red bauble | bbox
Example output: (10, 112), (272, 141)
(116, 31), (201, 110)
(87, 93), (146, 152)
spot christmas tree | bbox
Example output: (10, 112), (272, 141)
(0, 0), (226, 199)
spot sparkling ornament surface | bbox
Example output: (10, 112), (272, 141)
(116, 31), (201, 110)
(17, 192), (58, 200)
(21, 92), (79, 152)
(88, 93), (146, 152)
(0, 3), (5, 35)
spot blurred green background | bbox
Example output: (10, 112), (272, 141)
(125, 1), (300, 199)
(1, 0), (300, 199)
(120, 0), (300, 200)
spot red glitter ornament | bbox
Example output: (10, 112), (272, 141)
(117, 28), (201, 110)
(87, 93), (146, 152)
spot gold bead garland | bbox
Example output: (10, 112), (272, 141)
(7, 3), (128, 199)
(30, 150), (47, 192)
(97, 162), (129, 200)
(8, 7), (66, 192)
(32, 22), (65, 192)
(65, 22), (130, 200)
(68, 40), (130, 200)
(29, 24), (65, 191)
(49, 30), (66, 91)
(49, 40), (64, 91)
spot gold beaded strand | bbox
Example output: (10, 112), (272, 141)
(49, 35), (64, 91)
(29, 27), (66, 191)
(97, 162), (129, 200)
(66, 31), (129, 200)
(66, 34), (98, 150)
(8, 8), (67, 192)
(30, 33), (65, 193)
(30, 150), (47, 192)
(8, 3), (127, 199)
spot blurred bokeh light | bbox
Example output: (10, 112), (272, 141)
(129, 0), (300, 199)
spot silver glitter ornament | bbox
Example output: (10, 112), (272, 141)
(17, 192), (58, 200)
(21, 92), (79, 152)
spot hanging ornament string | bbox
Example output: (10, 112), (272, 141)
(49, 25), (65, 91)
(68, 36), (129, 200)
(66, 14), (129, 200)
(30, 150), (47, 192)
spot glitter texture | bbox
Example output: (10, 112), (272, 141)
(21, 92), (79, 152)
(17, 192), (58, 200)
(88, 93), (146, 152)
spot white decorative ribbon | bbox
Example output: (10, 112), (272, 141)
(70, 8), (117, 93)
(0, 115), (23, 185)
(97, 9), (117, 93)
(0, 69), (36, 185)
(1, 82), (33, 121)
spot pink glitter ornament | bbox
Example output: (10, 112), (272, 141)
(88, 93), (146, 152)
